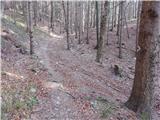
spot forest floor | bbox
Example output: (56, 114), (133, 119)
(1, 14), (160, 120)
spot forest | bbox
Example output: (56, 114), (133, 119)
(1, 1), (160, 120)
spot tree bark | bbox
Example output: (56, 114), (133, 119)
(75, 2), (78, 38)
(33, 1), (37, 26)
(125, 2), (160, 119)
(96, 1), (108, 63)
(86, 1), (90, 44)
(118, 1), (124, 59)
(62, 1), (70, 50)
(78, 2), (81, 44)
(28, 1), (33, 55)
(50, 1), (54, 31)
(66, 1), (70, 50)
(135, 1), (141, 54)
(95, 1), (99, 49)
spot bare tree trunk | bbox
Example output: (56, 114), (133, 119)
(70, 2), (73, 34)
(93, 3), (96, 28)
(124, 11), (130, 39)
(90, 2), (93, 27)
(125, 2), (160, 119)
(114, 1), (117, 27)
(96, 1), (108, 63)
(62, 1), (70, 50)
(66, 2), (70, 49)
(110, 1), (114, 31)
(33, 1), (37, 26)
(23, 1), (29, 32)
(118, 1), (124, 59)
(75, 2), (78, 39)
(78, 2), (81, 44)
(86, 1), (90, 44)
(13, 1), (16, 24)
(135, 1), (141, 54)
(1, 1), (4, 16)
(116, 2), (120, 36)
(95, 1), (99, 49)
(106, 2), (110, 45)
(28, 1), (33, 55)
(50, 1), (54, 31)
(82, 2), (85, 34)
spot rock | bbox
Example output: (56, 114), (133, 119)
(114, 65), (120, 76)
(31, 68), (37, 73)
(19, 47), (28, 54)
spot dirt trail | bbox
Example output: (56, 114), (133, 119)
(32, 32), (100, 120)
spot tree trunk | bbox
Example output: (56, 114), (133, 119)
(96, 1), (108, 63)
(114, 1), (117, 27)
(106, 2), (110, 45)
(116, 2), (120, 36)
(95, 1), (99, 49)
(86, 1), (90, 44)
(66, 1), (70, 50)
(118, 1), (124, 59)
(75, 2), (78, 38)
(135, 1), (141, 54)
(70, 2), (73, 34)
(110, 2), (114, 31)
(13, 1), (16, 24)
(28, 1), (33, 55)
(62, 1), (70, 50)
(125, 2), (160, 119)
(33, 1), (37, 26)
(50, 1), (54, 31)
(78, 2), (81, 44)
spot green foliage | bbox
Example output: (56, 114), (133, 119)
(101, 105), (114, 118)
(93, 97), (117, 118)
(27, 96), (38, 109)
(140, 112), (150, 120)
(1, 81), (38, 119)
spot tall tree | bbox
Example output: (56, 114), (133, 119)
(125, 1), (160, 119)
(86, 1), (90, 44)
(118, 1), (124, 59)
(66, 1), (70, 49)
(50, 1), (54, 31)
(110, 1), (114, 31)
(13, 1), (16, 24)
(78, 2), (81, 44)
(95, 1), (99, 49)
(33, 1), (37, 26)
(96, 1), (108, 63)
(62, 1), (70, 50)
(75, 2), (78, 38)
(28, 1), (33, 55)
(135, 1), (141, 54)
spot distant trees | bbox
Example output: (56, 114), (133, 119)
(2, 1), (141, 58)
(125, 1), (160, 118)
